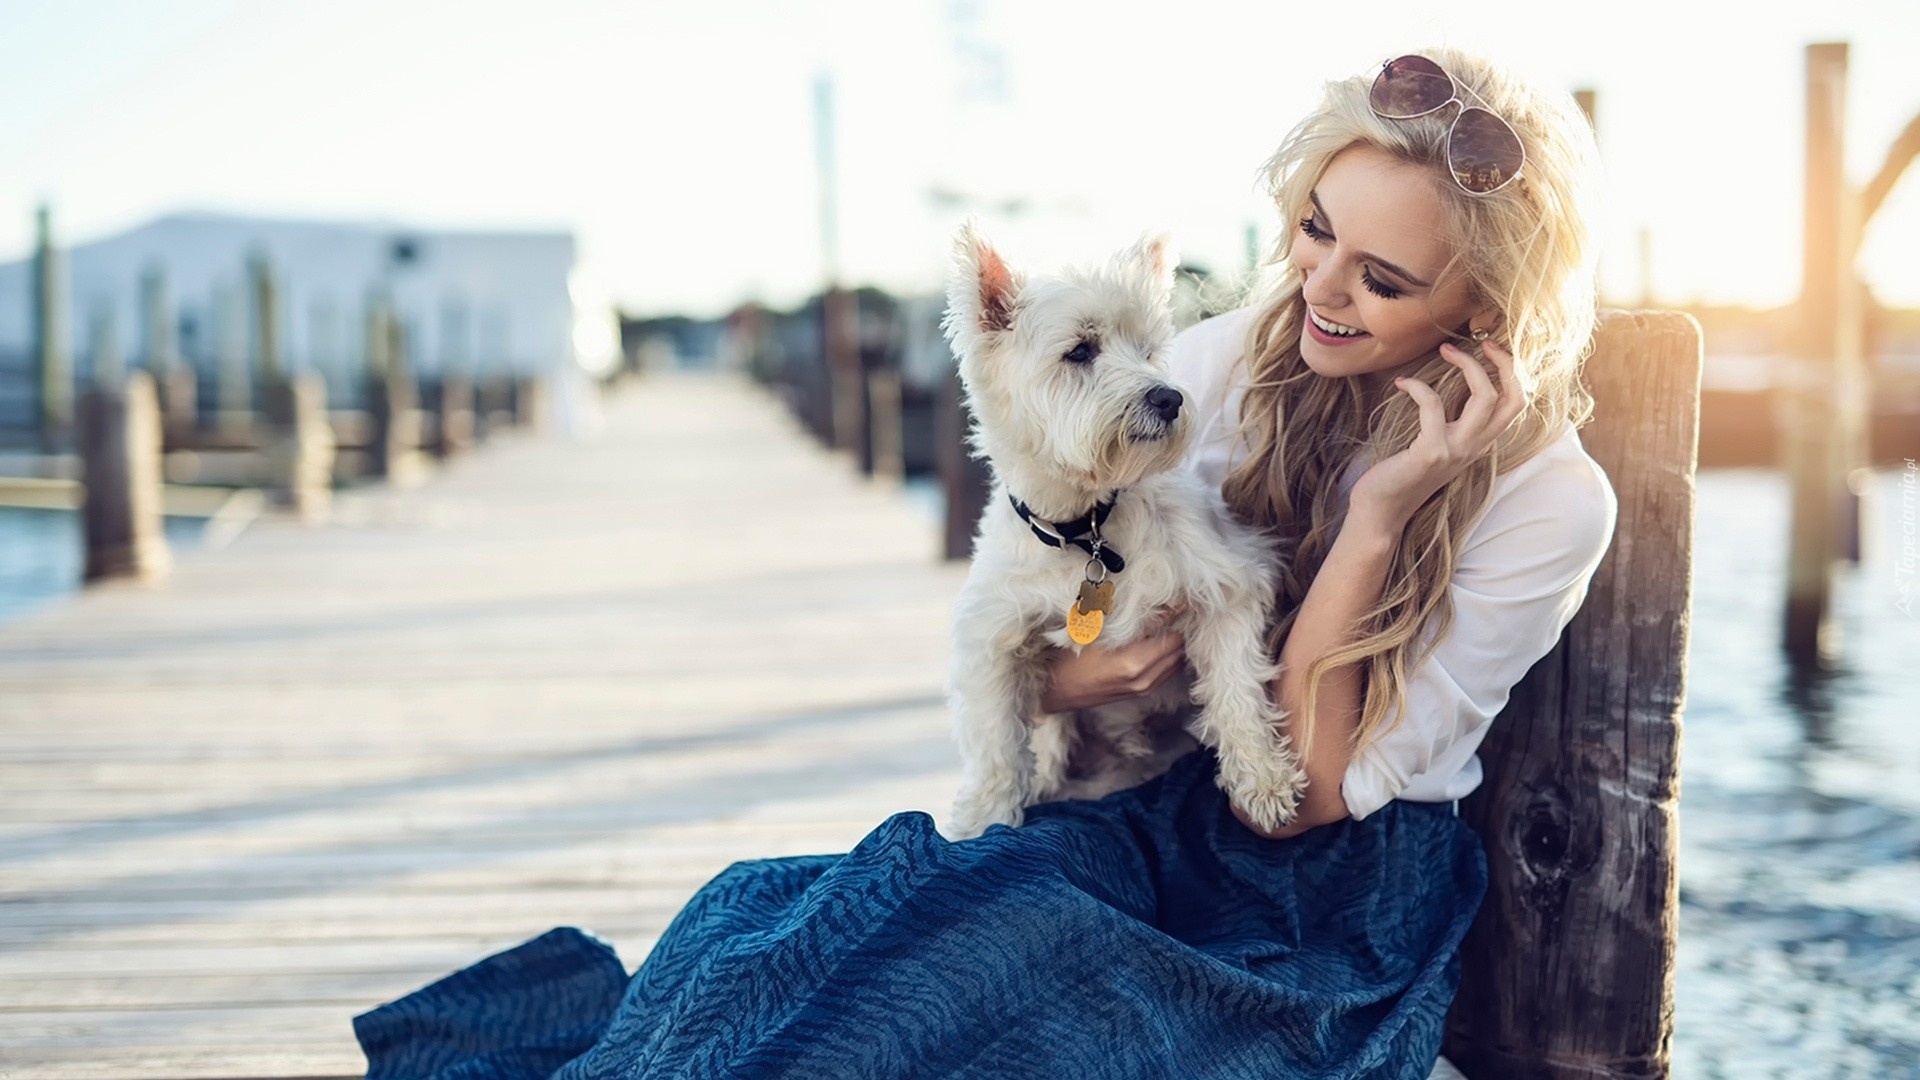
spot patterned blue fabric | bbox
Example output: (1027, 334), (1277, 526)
(355, 748), (1487, 1079)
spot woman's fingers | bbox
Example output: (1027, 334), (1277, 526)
(1438, 342), (1497, 433)
(1479, 339), (1529, 431)
(1133, 636), (1187, 693)
(1392, 376), (1448, 446)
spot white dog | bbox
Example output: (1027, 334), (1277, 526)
(939, 221), (1308, 841)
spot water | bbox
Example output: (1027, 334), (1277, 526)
(0, 508), (208, 622)
(2, 469), (1918, 1072)
(1675, 465), (1920, 1077)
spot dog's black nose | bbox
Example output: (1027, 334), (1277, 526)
(1145, 386), (1183, 422)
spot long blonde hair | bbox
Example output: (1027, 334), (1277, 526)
(1221, 46), (1604, 761)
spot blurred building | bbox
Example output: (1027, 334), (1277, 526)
(0, 212), (577, 433)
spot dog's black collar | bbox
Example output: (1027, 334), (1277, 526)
(1007, 490), (1127, 574)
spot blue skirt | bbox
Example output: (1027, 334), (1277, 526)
(355, 748), (1487, 1080)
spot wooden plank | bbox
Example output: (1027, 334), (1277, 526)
(2, 1047), (358, 1080)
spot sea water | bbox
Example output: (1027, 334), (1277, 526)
(0, 507), (207, 622)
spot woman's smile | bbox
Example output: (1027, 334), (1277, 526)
(1306, 306), (1371, 344)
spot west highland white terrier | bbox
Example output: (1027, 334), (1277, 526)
(939, 221), (1308, 841)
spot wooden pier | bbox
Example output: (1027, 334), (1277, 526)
(0, 372), (969, 1079)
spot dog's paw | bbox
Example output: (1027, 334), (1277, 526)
(948, 786), (1026, 840)
(947, 802), (1024, 841)
(1112, 723), (1156, 761)
(1215, 758), (1308, 832)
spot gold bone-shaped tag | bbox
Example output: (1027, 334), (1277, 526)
(1076, 579), (1115, 616)
(1066, 602), (1105, 645)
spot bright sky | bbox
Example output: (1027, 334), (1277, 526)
(2, 0), (1917, 318)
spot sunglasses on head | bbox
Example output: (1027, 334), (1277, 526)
(1368, 55), (1526, 195)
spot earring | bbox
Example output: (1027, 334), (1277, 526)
(1469, 327), (1492, 342)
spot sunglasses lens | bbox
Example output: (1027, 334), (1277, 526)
(1448, 107), (1525, 193)
(1370, 55), (1453, 118)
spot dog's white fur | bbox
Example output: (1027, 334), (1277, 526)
(939, 221), (1308, 840)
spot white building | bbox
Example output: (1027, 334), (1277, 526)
(0, 212), (599, 434)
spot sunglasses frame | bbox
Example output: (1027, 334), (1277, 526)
(1369, 55), (1526, 196)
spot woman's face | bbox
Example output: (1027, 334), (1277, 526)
(1288, 142), (1493, 405)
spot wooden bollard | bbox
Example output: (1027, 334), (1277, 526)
(1783, 41), (1866, 666)
(865, 368), (904, 482)
(213, 285), (252, 438)
(1443, 310), (1699, 1080)
(789, 314), (827, 446)
(262, 373), (334, 521)
(79, 371), (171, 583)
(822, 287), (864, 455)
(936, 363), (992, 561)
(476, 375), (514, 441)
(512, 375), (547, 434)
(435, 373), (475, 458)
(249, 252), (285, 391)
(364, 308), (419, 482)
(159, 364), (199, 449)
(141, 266), (199, 448)
(31, 204), (72, 456)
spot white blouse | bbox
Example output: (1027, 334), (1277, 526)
(1165, 305), (1619, 821)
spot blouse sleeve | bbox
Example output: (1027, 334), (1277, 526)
(1338, 446), (1621, 821)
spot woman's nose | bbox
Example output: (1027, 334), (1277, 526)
(1299, 258), (1345, 309)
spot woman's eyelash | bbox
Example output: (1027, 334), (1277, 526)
(1298, 215), (1405, 300)
(1361, 269), (1404, 299)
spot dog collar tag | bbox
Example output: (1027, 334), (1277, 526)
(1066, 601), (1104, 645)
(1076, 579), (1114, 616)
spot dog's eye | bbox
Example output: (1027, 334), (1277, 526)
(1063, 341), (1097, 364)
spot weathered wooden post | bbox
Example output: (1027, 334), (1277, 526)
(262, 373), (335, 520)
(242, 251), (331, 514)
(31, 205), (72, 456)
(937, 362), (992, 560)
(364, 301), (419, 482)
(88, 303), (122, 388)
(1781, 42), (1867, 667)
(213, 285), (251, 437)
(249, 251), (285, 397)
(512, 374), (547, 433)
(78, 371), (171, 582)
(735, 303), (772, 385)
(477, 375), (511, 441)
(435, 300), (475, 458)
(1443, 310), (1698, 1080)
(433, 371), (475, 457)
(141, 266), (198, 448)
(823, 286), (863, 457)
(867, 367), (905, 483)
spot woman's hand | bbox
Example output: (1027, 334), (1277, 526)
(1349, 338), (1529, 532)
(1038, 605), (1189, 714)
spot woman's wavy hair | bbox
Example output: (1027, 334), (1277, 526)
(1220, 46), (1604, 761)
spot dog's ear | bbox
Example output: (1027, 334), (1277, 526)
(943, 219), (1020, 347)
(1129, 229), (1178, 300)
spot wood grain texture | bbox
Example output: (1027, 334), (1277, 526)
(0, 372), (966, 1079)
(1443, 310), (1701, 1079)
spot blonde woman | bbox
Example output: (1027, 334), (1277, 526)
(357, 48), (1618, 1080)
(1048, 46), (1617, 840)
